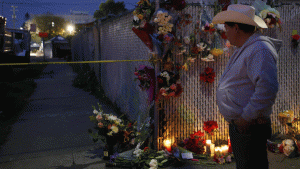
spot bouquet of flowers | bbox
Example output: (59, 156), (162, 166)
(88, 103), (137, 146)
(253, 0), (281, 30)
(156, 70), (183, 101)
(132, 0), (155, 28)
(179, 130), (206, 154)
(200, 67), (216, 83)
(134, 65), (156, 103)
(278, 139), (299, 158)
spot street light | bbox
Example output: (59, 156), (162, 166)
(67, 25), (74, 33)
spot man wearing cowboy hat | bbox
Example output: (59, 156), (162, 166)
(213, 4), (282, 169)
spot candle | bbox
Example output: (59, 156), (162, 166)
(228, 136), (232, 153)
(210, 143), (215, 157)
(222, 145), (229, 155)
(164, 140), (172, 152)
(210, 143), (215, 154)
(215, 147), (221, 155)
(206, 140), (211, 155)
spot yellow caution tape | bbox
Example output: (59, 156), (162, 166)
(0, 59), (150, 66)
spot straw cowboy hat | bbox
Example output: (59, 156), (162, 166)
(212, 4), (268, 28)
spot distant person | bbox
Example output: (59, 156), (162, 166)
(212, 4), (282, 169)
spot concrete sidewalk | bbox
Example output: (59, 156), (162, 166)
(0, 58), (114, 168)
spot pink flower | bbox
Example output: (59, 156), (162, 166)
(96, 115), (102, 121)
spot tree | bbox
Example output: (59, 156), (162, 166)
(32, 14), (71, 41)
(93, 0), (127, 19)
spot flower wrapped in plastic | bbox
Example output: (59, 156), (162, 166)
(134, 65), (156, 103)
(280, 139), (299, 158)
(253, 0), (281, 31)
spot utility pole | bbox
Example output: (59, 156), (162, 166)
(11, 5), (18, 29)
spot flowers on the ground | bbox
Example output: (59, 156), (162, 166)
(280, 139), (299, 157)
(179, 130), (206, 154)
(200, 67), (216, 83)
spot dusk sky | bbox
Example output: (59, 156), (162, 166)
(1, 0), (138, 29)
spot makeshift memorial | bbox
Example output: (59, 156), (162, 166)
(200, 67), (216, 83)
(134, 65), (156, 103)
(253, 0), (281, 31)
(87, 103), (137, 159)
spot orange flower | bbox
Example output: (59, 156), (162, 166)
(98, 122), (104, 128)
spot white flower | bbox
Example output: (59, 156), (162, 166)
(133, 149), (143, 157)
(149, 159), (158, 167)
(133, 15), (139, 21)
(207, 54), (214, 60)
(135, 142), (141, 150)
(149, 167), (157, 169)
(161, 72), (170, 81)
(284, 139), (294, 146)
(197, 42), (207, 51)
(108, 115), (118, 121)
(93, 110), (99, 114)
(183, 36), (190, 44)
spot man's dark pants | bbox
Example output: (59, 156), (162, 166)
(229, 118), (272, 169)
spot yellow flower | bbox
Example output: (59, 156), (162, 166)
(107, 131), (113, 136)
(111, 126), (119, 133)
(210, 48), (224, 57)
(209, 23), (214, 28)
(138, 14), (144, 20)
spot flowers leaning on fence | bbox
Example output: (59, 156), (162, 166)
(156, 70), (183, 101)
(87, 103), (137, 145)
(203, 120), (219, 139)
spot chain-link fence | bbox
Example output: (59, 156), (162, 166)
(71, 2), (300, 150)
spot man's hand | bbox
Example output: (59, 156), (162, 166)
(234, 117), (251, 134)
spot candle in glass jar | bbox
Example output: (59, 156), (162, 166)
(164, 140), (172, 152)
(210, 143), (215, 154)
(206, 140), (211, 154)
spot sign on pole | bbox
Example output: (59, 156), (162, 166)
(39, 32), (48, 38)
